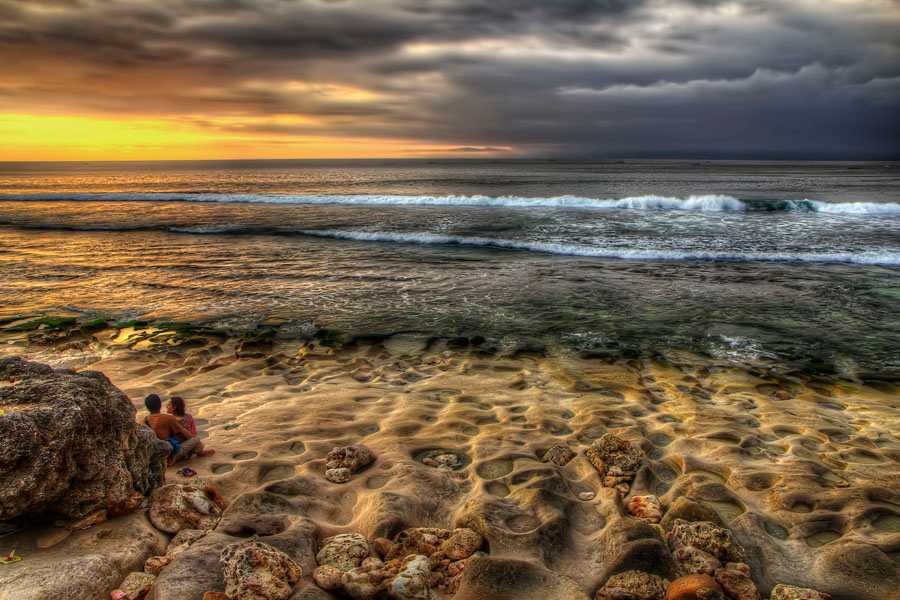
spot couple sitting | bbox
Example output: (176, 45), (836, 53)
(144, 393), (214, 463)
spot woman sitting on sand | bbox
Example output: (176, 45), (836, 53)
(167, 395), (214, 458)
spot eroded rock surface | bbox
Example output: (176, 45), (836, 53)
(324, 445), (374, 483)
(585, 433), (643, 492)
(595, 570), (669, 600)
(543, 444), (576, 466)
(221, 539), (303, 600)
(149, 484), (224, 533)
(0, 357), (163, 520)
(769, 584), (832, 600)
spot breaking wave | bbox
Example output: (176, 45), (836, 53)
(295, 228), (900, 266)
(1, 192), (899, 213)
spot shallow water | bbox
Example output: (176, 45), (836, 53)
(1, 159), (898, 377)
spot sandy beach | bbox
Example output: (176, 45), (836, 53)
(1, 319), (898, 599)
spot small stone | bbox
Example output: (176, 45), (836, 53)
(673, 546), (721, 576)
(36, 527), (70, 549)
(390, 554), (437, 600)
(422, 453), (462, 470)
(325, 467), (352, 483)
(579, 491), (596, 501)
(326, 445), (374, 473)
(149, 483), (223, 533)
(714, 563), (759, 600)
(144, 555), (171, 575)
(595, 570), (669, 600)
(543, 444), (576, 466)
(666, 574), (724, 600)
(388, 528), (452, 560)
(628, 495), (663, 523)
(117, 571), (156, 600)
(313, 565), (344, 591)
(342, 559), (392, 599)
(317, 533), (372, 571)
(585, 433), (643, 482)
(770, 584), (833, 600)
(221, 539), (302, 600)
(438, 528), (482, 560)
(372, 537), (395, 559)
(667, 519), (746, 564)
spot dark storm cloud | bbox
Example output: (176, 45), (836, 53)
(1, 0), (898, 158)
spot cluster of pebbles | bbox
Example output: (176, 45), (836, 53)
(324, 445), (375, 484)
(312, 527), (484, 598)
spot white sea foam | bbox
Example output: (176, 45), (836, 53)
(3, 192), (898, 214)
(296, 228), (900, 265)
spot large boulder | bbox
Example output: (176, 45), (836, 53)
(0, 357), (164, 521)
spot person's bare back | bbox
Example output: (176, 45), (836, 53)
(146, 413), (187, 441)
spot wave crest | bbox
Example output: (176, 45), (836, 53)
(1, 192), (898, 213)
(297, 228), (900, 265)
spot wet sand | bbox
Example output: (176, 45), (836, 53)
(1, 322), (899, 598)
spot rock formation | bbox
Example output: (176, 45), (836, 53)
(0, 357), (164, 521)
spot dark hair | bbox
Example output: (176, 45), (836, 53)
(144, 394), (162, 413)
(170, 396), (186, 417)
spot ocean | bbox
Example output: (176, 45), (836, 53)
(1, 159), (898, 377)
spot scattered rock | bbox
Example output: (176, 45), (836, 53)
(325, 445), (374, 482)
(438, 528), (483, 560)
(666, 574), (724, 600)
(579, 491), (596, 501)
(372, 537), (395, 559)
(390, 555), (437, 600)
(770, 584), (833, 600)
(149, 484), (224, 533)
(714, 563), (759, 600)
(585, 433), (643, 490)
(221, 539), (303, 600)
(595, 570), (669, 600)
(421, 453), (463, 470)
(672, 546), (721, 576)
(0, 357), (162, 521)
(342, 558), (391, 599)
(324, 467), (352, 483)
(313, 565), (344, 591)
(115, 572), (156, 600)
(543, 444), (576, 466)
(628, 495), (663, 523)
(387, 528), (452, 560)
(667, 520), (746, 564)
(316, 533), (372, 571)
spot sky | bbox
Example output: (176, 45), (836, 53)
(0, 0), (898, 160)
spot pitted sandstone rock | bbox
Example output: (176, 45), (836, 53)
(0, 357), (162, 520)
(220, 539), (302, 600)
(316, 533), (372, 571)
(595, 570), (669, 600)
(149, 484), (223, 533)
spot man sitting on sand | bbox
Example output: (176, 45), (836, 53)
(143, 393), (207, 463)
